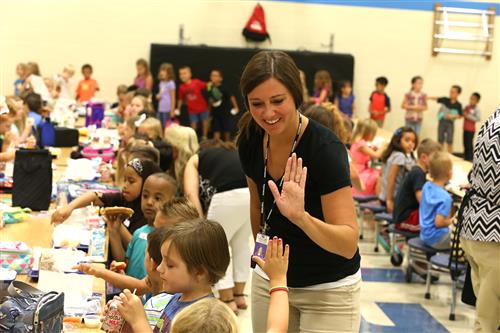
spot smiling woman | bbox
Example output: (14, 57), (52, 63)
(237, 50), (361, 333)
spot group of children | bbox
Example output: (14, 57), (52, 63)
(348, 115), (459, 252)
(48, 152), (290, 332)
(2, 58), (483, 332)
(11, 59), (240, 143)
(10, 59), (483, 161)
(307, 69), (482, 162)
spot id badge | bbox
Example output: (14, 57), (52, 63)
(251, 233), (270, 268)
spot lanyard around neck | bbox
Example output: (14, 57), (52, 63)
(260, 112), (303, 235)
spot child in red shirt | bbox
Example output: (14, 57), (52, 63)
(177, 66), (208, 139)
(369, 76), (390, 128)
(76, 64), (99, 103)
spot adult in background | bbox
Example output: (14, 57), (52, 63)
(237, 50), (360, 333)
(459, 108), (500, 333)
(184, 139), (251, 314)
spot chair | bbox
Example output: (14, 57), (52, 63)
(374, 212), (393, 253)
(406, 237), (444, 297)
(430, 253), (466, 320)
(353, 195), (379, 240)
(387, 224), (418, 266)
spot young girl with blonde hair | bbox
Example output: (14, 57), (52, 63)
(164, 124), (199, 189)
(14, 63), (28, 96)
(312, 70), (333, 105)
(23, 62), (51, 102)
(138, 117), (173, 171)
(156, 63), (176, 128)
(0, 98), (15, 161)
(5, 97), (35, 147)
(127, 95), (154, 119)
(138, 117), (164, 140)
(349, 118), (384, 196)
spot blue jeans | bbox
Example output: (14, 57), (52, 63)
(405, 120), (422, 136)
(189, 110), (209, 123)
(157, 112), (170, 128)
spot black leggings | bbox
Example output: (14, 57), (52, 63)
(463, 131), (475, 161)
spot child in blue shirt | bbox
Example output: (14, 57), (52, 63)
(124, 173), (177, 278)
(419, 151), (455, 249)
(336, 80), (356, 118)
(75, 198), (198, 295)
(24, 92), (43, 128)
(116, 219), (230, 333)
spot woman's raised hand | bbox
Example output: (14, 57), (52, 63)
(268, 153), (307, 225)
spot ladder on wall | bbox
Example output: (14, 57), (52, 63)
(432, 3), (496, 60)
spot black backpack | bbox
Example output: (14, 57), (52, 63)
(12, 149), (53, 211)
(0, 281), (64, 333)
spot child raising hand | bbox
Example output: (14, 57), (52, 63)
(252, 238), (290, 333)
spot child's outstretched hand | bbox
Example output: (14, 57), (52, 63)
(72, 263), (103, 277)
(252, 237), (290, 285)
(51, 206), (73, 224)
(117, 289), (150, 332)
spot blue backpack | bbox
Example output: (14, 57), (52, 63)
(39, 118), (55, 147)
(0, 281), (64, 333)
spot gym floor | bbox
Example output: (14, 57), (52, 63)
(236, 222), (476, 333)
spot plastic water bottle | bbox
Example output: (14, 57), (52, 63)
(56, 183), (68, 208)
(89, 228), (105, 258)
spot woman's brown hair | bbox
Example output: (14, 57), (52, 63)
(237, 51), (304, 145)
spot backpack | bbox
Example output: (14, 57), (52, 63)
(54, 127), (79, 147)
(12, 149), (53, 211)
(38, 118), (55, 147)
(451, 188), (476, 306)
(0, 281), (64, 333)
(85, 102), (105, 128)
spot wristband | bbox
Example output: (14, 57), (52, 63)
(269, 286), (289, 295)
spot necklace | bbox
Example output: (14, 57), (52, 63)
(260, 112), (302, 234)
